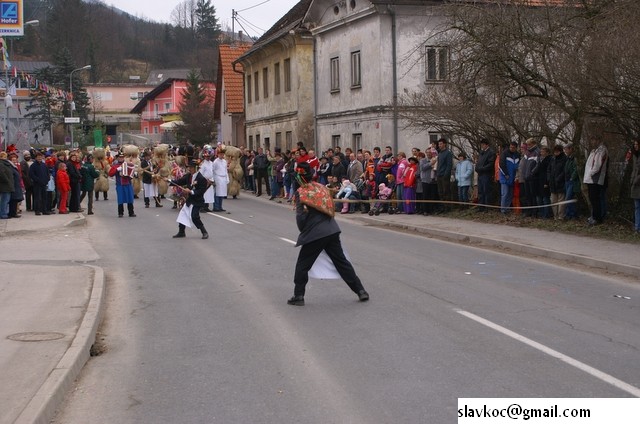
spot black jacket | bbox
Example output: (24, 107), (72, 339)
(547, 152), (567, 193)
(29, 160), (49, 187)
(140, 159), (153, 184)
(173, 171), (209, 206)
(475, 147), (496, 176)
(295, 192), (341, 247)
(0, 159), (14, 193)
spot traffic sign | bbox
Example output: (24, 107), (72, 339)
(64, 117), (80, 124)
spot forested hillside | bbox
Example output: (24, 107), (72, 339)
(15, 0), (230, 82)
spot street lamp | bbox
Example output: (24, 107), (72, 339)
(3, 20), (39, 150)
(69, 64), (91, 148)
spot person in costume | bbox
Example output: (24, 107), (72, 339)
(108, 152), (137, 218)
(92, 148), (110, 201)
(80, 154), (100, 215)
(140, 150), (162, 208)
(288, 161), (369, 306)
(171, 160), (209, 240)
(212, 148), (229, 212)
(199, 148), (215, 211)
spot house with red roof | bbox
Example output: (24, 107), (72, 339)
(215, 43), (252, 147)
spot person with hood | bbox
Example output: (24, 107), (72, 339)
(455, 151), (473, 204)
(287, 161), (369, 306)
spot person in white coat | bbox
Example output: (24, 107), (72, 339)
(212, 148), (230, 212)
(199, 150), (215, 212)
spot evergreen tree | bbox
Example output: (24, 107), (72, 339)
(24, 66), (63, 141)
(195, 0), (220, 42)
(176, 69), (216, 147)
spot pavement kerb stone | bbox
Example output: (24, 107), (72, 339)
(13, 265), (105, 424)
(357, 216), (640, 280)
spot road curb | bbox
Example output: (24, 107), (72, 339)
(14, 265), (105, 424)
(359, 217), (640, 280)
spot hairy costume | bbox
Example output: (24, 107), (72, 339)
(153, 144), (172, 196)
(93, 148), (110, 200)
(220, 144), (243, 198)
(122, 145), (141, 197)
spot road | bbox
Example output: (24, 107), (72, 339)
(53, 192), (640, 423)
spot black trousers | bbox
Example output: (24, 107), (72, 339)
(178, 203), (206, 234)
(587, 183), (605, 223)
(33, 185), (47, 213)
(293, 233), (364, 297)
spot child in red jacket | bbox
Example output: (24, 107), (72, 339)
(56, 162), (70, 214)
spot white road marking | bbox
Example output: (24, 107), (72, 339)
(279, 237), (296, 245)
(206, 212), (243, 224)
(457, 310), (640, 397)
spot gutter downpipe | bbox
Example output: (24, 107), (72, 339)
(388, 5), (399, 154)
(313, 36), (318, 154)
(232, 61), (246, 147)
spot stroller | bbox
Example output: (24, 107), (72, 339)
(369, 183), (394, 215)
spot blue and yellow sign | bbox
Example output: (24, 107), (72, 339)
(0, 0), (23, 36)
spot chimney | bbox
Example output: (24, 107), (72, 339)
(238, 30), (243, 41)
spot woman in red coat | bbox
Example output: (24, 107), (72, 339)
(56, 162), (71, 214)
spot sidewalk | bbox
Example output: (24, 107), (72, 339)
(0, 212), (104, 424)
(0, 199), (638, 424)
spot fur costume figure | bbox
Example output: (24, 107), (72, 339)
(93, 148), (110, 198)
(220, 144), (243, 198)
(122, 145), (142, 196)
(152, 144), (172, 195)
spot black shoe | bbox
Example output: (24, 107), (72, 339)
(287, 296), (304, 306)
(118, 214), (123, 218)
(201, 232), (209, 240)
(145, 204), (149, 208)
(269, 196), (275, 200)
(156, 204), (163, 208)
(358, 290), (370, 302)
(129, 214), (136, 217)
(88, 211), (94, 215)
(202, 207), (211, 212)
(43, 212), (51, 215)
(173, 232), (185, 238)
(35, 212), (42, 216)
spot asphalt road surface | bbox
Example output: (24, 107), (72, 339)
(53, 192), (640, 423)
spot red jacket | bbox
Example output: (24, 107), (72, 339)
(56, 168), (71, 192)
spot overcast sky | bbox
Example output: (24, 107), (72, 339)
(104, 0), (300, 38)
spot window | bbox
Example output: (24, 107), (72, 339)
(264, 137), (270, 153)
(256, 134), (261, 149)
(274, 62), (281, 95)
(275, 132), (282, 149)
(425, 46), (449, 82)
(153, 126), (159, 134)
(263, 67), (269, 98)
(254, 71), (260, 101)
(247, 75), (252, 103)
(351, 51), (361, 88)
(285, 131), (293, 151)
(352, 133), (362, 151)
(154, 104), (159, 118)
(332, 135), (341, 146)
(249, 135), (253, 150)
(284, 58), (291, 92)
(165, 102), (171, 111)
(330, 57), (340, 92)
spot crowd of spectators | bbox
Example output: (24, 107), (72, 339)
(0, 145), (108, 219)
(234, 138), (640, 233)
(2, 137), (639, 235)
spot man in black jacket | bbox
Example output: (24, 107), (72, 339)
(475, 138), (496, 212)
(28, 151), (50, 216)
(288, 162), (369, 306)
(66, 152), (83, 212)
(171, 160), (209, 239)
